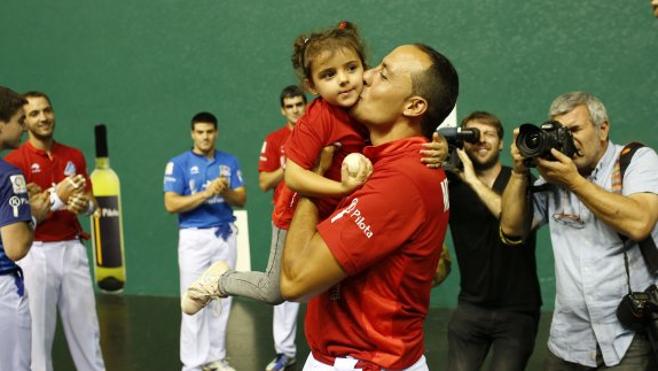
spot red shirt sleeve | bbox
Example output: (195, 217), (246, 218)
(285, 99), (333, 170)
(259, 131), (283, 173)
(317, 174), (426, 276)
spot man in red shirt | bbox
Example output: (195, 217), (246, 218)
(258, 85), (307, 371)
(5, 91), (105, 371)
(280, 44), (458, 370)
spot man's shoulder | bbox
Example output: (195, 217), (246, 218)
(215, 150), (240, 164)
(0, 159), (26, 194)
(54, 141), (85, 157)
(0, 159), (22, 177)
(168, 150), (193, 165)
(4, 143), (28, 165)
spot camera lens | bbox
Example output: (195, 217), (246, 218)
(516, 123), (547, 158)
(525, 132), (542, 150)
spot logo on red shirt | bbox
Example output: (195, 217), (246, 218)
(330, 198), (374, 239)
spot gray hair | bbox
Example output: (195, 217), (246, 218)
(548, 91), (608, 128)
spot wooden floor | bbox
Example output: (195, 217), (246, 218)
(51, 295), (552, 370)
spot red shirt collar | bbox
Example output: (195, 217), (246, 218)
(24, 140), (59, 156)
(362, 136), (427, 163)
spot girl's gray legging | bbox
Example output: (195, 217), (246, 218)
(219, 223), (286, 305)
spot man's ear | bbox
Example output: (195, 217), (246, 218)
(403, 96), (428, 118)
(598, 120), (610, 142)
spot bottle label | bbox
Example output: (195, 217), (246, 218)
(93, 196), (123, 268)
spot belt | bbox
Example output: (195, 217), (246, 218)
(185, 223), (233, 241)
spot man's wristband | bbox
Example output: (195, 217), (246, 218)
(499, 225), (525, 246)
(48, 188), (66, 211)
(30, 216), (38, 230)
(84, 200), (96, 216)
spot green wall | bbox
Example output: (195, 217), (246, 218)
(2, 1), (657, 309)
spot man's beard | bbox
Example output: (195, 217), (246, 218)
(30, 130), (53, 142)
(470, 150), (499, 172)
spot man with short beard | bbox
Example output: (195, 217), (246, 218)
(5, 91), (105, 371)
(445, 111), (541, 371)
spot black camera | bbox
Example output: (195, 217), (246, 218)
(436, 126), (480, 172)
(516, 120), (577, 166)
(617, 284), (658, 354)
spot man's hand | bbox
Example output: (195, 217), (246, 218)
(536, 148), (582, 189)
(27, 183), (42, 198)
(203, 177), (228, 198)
(66, 193), (91, 214)
(455, 148), (477, 184)
(420, 132), (448, 168)
(30, 191), (51, 223)
(510, 128), (530, 175)
(55, 175), (86, 203)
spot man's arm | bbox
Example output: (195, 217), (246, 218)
(164, 189), (215, 214)
(455, 149), (501, 217)
(500, 129), (534, 240)
(1, 222), (33, 261)
(538, 149), (658, 241)
(221, 186), (246, 208)
(432, 245), (451, 287)
(259, 168), (283, 192)
(280, 197), (347, 302)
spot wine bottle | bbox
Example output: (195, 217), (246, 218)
(90, 124), (126, 293)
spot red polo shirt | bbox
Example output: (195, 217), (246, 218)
(5, 141), (91, 241)
(259, 124), (296, 229)
(309, 137), (450, 370)
(284, 98), (369, 219)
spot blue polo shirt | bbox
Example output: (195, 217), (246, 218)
(163, 150), (244, 229)
(0, 159), (32, 274)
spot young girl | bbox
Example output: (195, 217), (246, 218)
(182, 22), (444, 314)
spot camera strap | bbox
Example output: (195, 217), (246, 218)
(613, 142), (658, 277)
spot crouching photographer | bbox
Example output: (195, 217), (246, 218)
(500, 91), (658, 370)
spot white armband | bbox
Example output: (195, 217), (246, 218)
(48, 188), (66, 211)
(84, 200), (96, 216)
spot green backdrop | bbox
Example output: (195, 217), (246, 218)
(2, 1), (657, 309)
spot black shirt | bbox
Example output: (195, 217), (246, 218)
(448, 166), (541, 312)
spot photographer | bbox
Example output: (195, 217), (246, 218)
(501, 91), (658, 369)
(446, 112), (541, 371)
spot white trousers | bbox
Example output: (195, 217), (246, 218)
(178, 227), (237, 371)
(302, 353), (428, 371)
(0, 274), (31, 371)
(18, 240), (105, 371)
(273, 300), (299, 357)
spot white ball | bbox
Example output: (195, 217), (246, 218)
(343, 152), (367, 174)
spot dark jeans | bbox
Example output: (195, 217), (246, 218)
(544, 333), (656, 370)
(447, 302), (539, 371)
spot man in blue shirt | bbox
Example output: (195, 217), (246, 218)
(164, 111), (246, 371)
(0, 85), (49, 371)
(501, 91), (658, 369)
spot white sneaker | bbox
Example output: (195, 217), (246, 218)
(265, 353), (296, 371)
(203, 359), (236, 371)
(181, 260), (230, 315)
